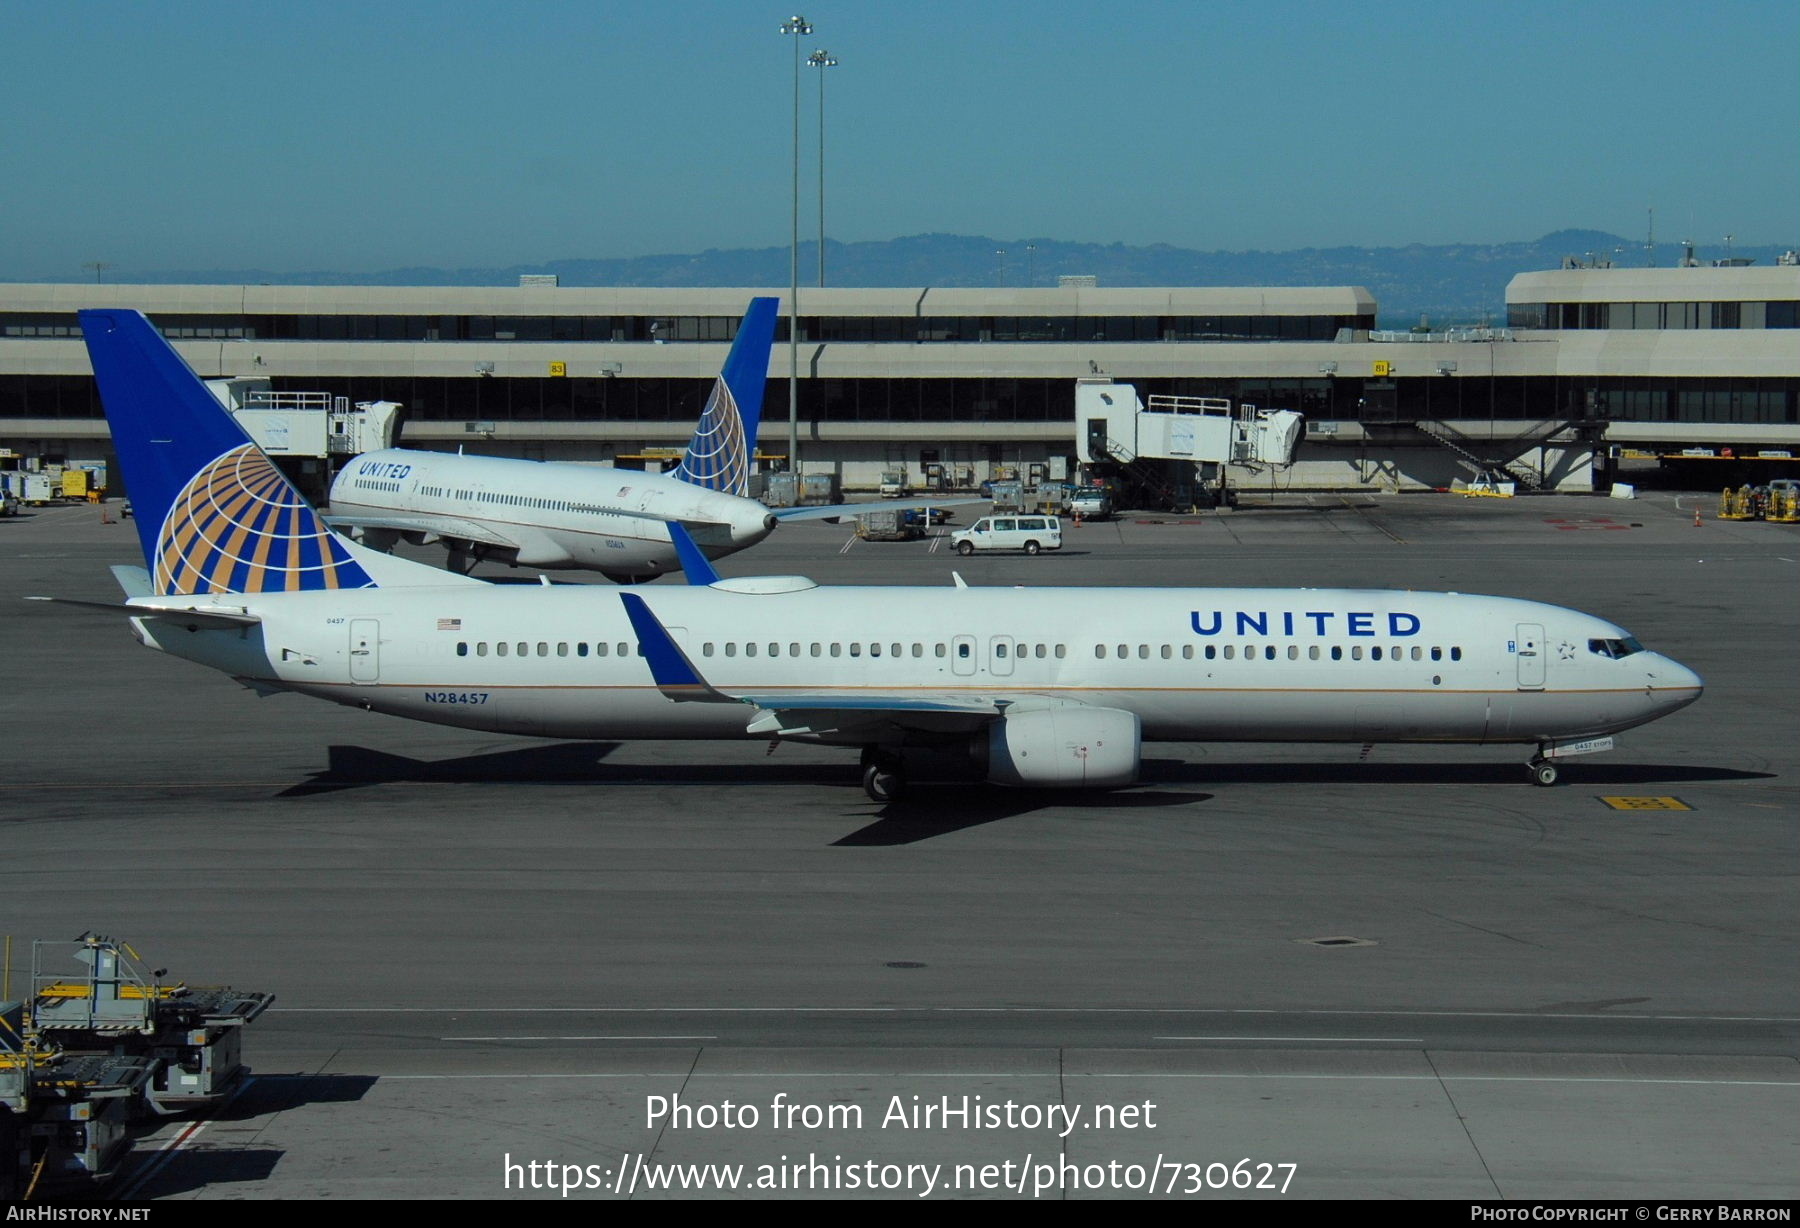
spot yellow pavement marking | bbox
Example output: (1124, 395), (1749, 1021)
(1599, 796), (1692, 811)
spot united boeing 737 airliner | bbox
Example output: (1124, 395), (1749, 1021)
(325, 297), (783, 582)
(51, 310), (1703, 801)
(323, 298), (970, 581)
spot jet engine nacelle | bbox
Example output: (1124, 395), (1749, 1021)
(978, 706), (1140, 788)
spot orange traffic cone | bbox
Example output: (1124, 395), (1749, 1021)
(1693, 508), (1702, 527)
(1073, 511), (1082, 528)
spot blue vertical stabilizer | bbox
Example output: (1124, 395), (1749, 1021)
(671, 297), (779, 497)
(80, 309), (378, 594)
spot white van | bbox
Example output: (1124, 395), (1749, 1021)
(951, 515), (1063, 555)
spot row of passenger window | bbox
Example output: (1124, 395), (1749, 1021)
(1098, 643), (1464, 662)
(464, 491), (614, 515)
(449, 639), (1462, 664)
(700, 641), (1069, 659)
(456, 641), (643, 658)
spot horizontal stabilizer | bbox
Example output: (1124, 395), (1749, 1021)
(110, 565), (153, 599)
(26, 595), (262, 630)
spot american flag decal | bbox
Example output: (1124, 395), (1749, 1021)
(437, 618), (462, 631)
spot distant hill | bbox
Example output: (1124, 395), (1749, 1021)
(30, 230), (1794, 326)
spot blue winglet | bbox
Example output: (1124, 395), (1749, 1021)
(618, 592), (730, 702)
(667, 522), (721, 585)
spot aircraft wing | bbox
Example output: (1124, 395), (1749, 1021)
(737, 694), (1001, 739)
(770, 497), (987, 523)
(323, 511), (518, 550)
(618, 591), (1006, 738)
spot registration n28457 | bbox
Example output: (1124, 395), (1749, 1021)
(423, 691), (490, 705)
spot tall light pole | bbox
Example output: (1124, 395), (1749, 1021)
(780, 15), (812, 473)
(808, 48), (837, 288)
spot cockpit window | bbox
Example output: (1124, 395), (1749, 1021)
(1588, 637), (1645, 659)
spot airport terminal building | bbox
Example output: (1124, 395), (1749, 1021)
(2, 259), (1796, 494)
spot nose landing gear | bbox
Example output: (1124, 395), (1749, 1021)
(1526, 735), (1616, 786)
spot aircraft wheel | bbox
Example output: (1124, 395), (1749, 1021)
(862, 760), (906, 803)
(1530, 758), (1558, 787)
(1024, 540), (1041, 555)
(956, 541), (975, 556)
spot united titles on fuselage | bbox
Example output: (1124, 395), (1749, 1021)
(1188, 610), (1423, 637)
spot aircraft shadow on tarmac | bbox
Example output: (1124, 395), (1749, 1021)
(278, 742), (629, 796)
(280, 742), (867, 798)
(1134, 759), (1773, 787)
(278, 742), (1766, 808)
(830, 756), (1773, 844)
(835, 787), (1214, 846)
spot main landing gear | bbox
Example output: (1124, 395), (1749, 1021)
(860, 746), (907, 802)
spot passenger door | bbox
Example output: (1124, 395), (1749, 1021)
(1515, 623), (1545, 690)
(349, 619), (380, 683)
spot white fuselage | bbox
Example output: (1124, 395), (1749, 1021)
(129, 582), (1702, 748)
(328, 449), (778, 576)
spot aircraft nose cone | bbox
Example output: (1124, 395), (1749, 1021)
(1648, 655), (1704, 712)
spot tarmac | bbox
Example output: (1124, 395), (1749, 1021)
(3, 488), (1795, 1200)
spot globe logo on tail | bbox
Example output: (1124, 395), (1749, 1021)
(671, 376), (749, 498)
(156, 444), (373, 594)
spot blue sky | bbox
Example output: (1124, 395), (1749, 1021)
(5, 0), (1795, 278)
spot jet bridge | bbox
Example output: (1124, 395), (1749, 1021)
(1075, 379), (1304, 509)
(205, 377), (404, 500)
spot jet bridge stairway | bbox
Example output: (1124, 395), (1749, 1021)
(1089, 435), (1201, 511)
(1413, 419), (1585, 491)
